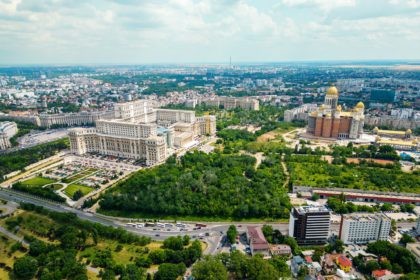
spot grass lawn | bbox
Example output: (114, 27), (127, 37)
(44, 183), (64, 191)
(20, 176), (55, 188)
(0, 233), (27, 269)
(87, 270), (100, 280)
(79, 239), (162, 266)
(0, 212), (57, 243)
(64, 184), (94, 198)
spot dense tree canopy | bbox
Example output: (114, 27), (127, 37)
(100, 151), (290, 219)
(286, 154), (420, 193)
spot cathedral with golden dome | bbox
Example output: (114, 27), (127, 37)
(306, 86), (365, 139)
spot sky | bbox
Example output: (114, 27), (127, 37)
(1, 0), (420, 65)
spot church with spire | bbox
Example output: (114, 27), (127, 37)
(306, 86), (365, 139)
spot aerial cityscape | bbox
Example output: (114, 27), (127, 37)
(0, 1), (420, 280)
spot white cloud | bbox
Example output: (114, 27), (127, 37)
(389, 0), (420, 8)
(0, 0), (419, 63)
(0, 0), (21, 15)
(280, 0), (356, 12)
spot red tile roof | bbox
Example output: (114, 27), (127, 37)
(337, 255), (352, 267)
(372, 270), (390, 278)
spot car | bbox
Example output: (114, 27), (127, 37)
(155, 234), (160, 237)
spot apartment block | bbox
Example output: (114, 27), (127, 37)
(339, 213), (391, 244)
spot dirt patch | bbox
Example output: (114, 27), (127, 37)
(346, 158), (394, 165)
(257, 131), (278, 142)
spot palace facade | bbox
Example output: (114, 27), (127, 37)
(69, 100), (216, 166)
(307, 86), (364, 139)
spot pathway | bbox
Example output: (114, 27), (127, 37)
(280, 154), (290, 189)
(0, 225), (29, 246)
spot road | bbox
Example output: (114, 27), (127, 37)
(0, 188), (417, 255)
(0, 188), (291, 254)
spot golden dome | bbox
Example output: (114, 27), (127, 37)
(413, 139), (418, 144)
(406, 129), (412, 134)
(356, 102), (365, 109)
(354, 108), (360, 113)
(320, 104), (326, 110)
(375, 136), (381, 141)
(326, 113), (332, 118)
(326, 86), (339, 96)
(373, 127), (379, 132)
(336, 105), (342, 112)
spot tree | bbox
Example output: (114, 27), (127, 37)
(163, 236), (184, 250)
(380, 203), (393, 211)
(227, 225), (237, 244)
(261, 225), (274, 243)
(246, 256), (281, 280)
(400, 273), (420, 280)
(311, 193), (320, 201)
(192, 256), (228, 280)
(392, 263), (404, 274)
(400, 203), (415, 213)
(182, 235), (190, 246)
(13, 256), (38, 280)
(101, 269), (116, 280)
(154, 263), (186, 280)
(73, 190), (84, 201)
(269, 256), (291, 278)
(121, 264), (144, 280)
(400, 234), (415, 245)
(365, 261), (381, 273)
(326, 239), (344, 253)
(380, 260), (392, 271)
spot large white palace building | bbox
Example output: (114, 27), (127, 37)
(0, 121), (18, 150)
(68, 100), (216, 165)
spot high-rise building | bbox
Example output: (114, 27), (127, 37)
(289, 206), (331, 245)
(339, 213), (391, 244)
(306, 86), (365, 139)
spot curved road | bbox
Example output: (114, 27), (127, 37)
(0, 188), (416, 255)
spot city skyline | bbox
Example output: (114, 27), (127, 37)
(1, 0), (420, 64)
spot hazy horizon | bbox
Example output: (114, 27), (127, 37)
(1, 0), (420, 64)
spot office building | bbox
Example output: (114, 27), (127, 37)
(289, 206), (331, 245)
(306, 86), (365, 139)
(339, 213), (391, 244)
(0, 121), (18, 150)
(69, 100), (216, 166)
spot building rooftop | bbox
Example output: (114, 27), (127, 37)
(247, 226), (269, 250)
(336, 255), (352, 267)
(372, 269), (391, 278)
(294, 205), (330, 215)
(342, 212), (388, 222)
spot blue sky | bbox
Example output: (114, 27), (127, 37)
(1, 0), (420, 64)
